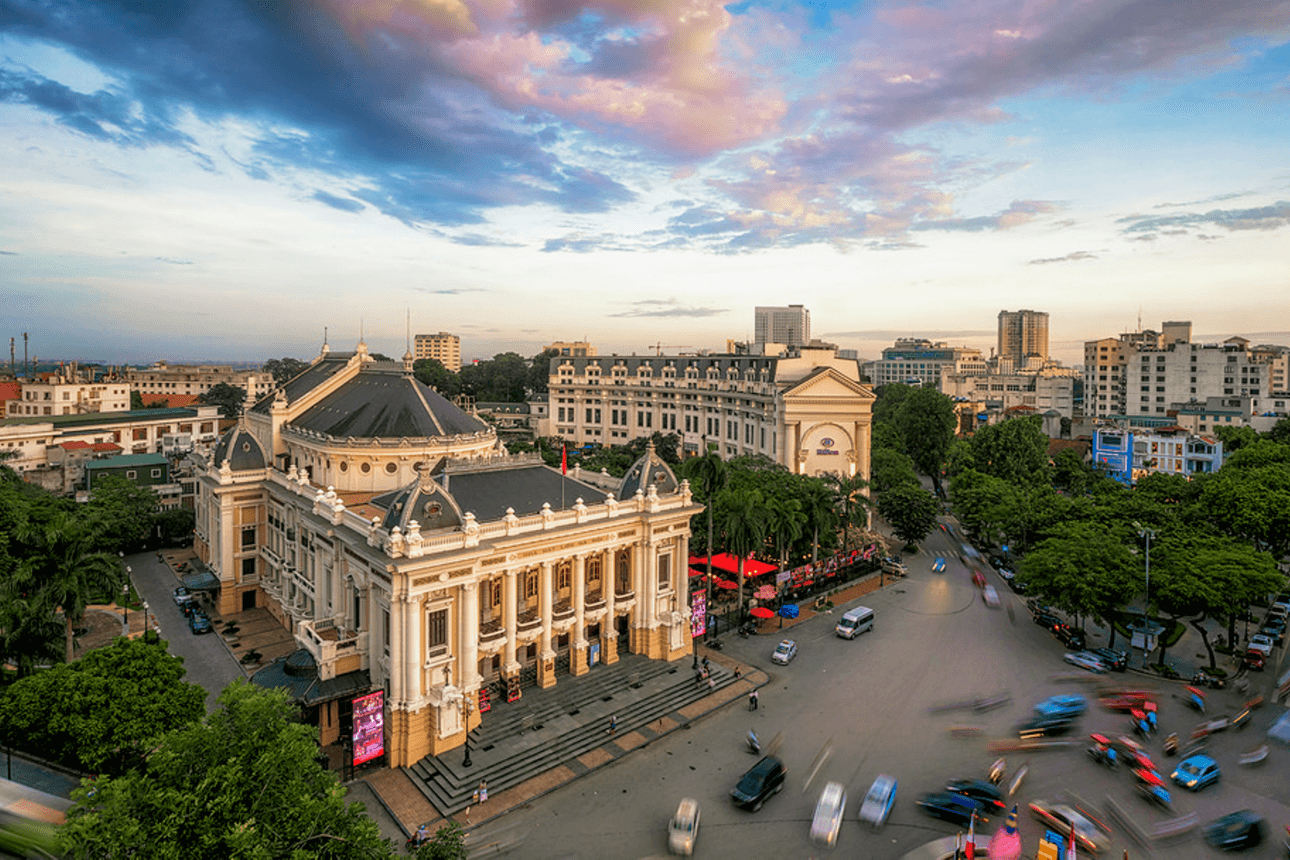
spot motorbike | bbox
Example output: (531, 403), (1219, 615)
(1163, 732), (1180, 756)
(1136, 781), (1172, 811)
(1087, 744), (1118, 769)
(1191, 671), (1226, 690)
(738, 621), (757, 638)
(988, 758), (1006, 785)
(407, 828), (432, 851)
(747, 730), (761, 754)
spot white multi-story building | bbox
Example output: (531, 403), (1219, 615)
(754, 305), (810, 348)
(6, 368), (130, 417)
(548, 344), (873, 480)
(413, 332), (462, 372)
(865, 339), (987, 389)
(1129, 336), (1271, 419)
(126, 362), (274, 404)
(940, 370), (1077, 421)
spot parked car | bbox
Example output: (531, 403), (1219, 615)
(1243, 649), (1266, 671)
(188, 610), (213, 635)
(770, 639), (797, 665)
(1028, 800), (1109, 854)
(731, 756), (786, 811)
(915, 792), (989, 827)
(173, 585), (196, 606)
(1259, 618), (1285, 646)
(1034, 695), (1087, 720)
(809, 782), (847, 847)
(945, 779), (1005, 813)
(858, 775), (897, 829)
(1063, 651), (1107, 674)
(932, 557), (946, 573)
(1204, 810), (1265, 851)
(1033, 612), (1063, 631)
(1055, 626), (1087, 650)
(1248, 634), (1274, 656)
(1090, 648), (1127, 672)
(667, 797), (700, 855)
(1172, 754), (1221, 791)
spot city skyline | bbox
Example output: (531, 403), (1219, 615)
(2, 1), (1289, 367)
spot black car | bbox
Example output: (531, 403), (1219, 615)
(916, 792), (990, 827)
(1090, 647), (1127, 672)
(731, 756), (786, 811)
(1018, 715), (1075, 739)
(1204, 810), (1264, 851)
(945, 779), (1005, 813)
(1033, 612), (1062, 631)
(1054, 625), (1087, 651)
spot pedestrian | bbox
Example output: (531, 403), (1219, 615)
(477, 779), (488, 803)
(733, 666), (742, 680)
(701, 655), (710, 674)
(707, 674), (716, 691)
(608, 714), (617, 735)
(749, 689), (759, 711)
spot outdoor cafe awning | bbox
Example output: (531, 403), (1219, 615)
(686, 553), (777, 578)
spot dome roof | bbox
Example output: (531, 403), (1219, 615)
(619, 442), (679, 498)
(377, 468), (465, 532)
(212, 426), (267, 472)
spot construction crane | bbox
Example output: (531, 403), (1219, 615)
(648, 343), (693, 356)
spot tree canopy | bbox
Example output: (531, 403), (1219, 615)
(0, 637), (205, 776)
(59, 681), (395, 859)
(263, 356), (309, 387)
(197, 382), (247, 419)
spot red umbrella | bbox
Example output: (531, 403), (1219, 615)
(750, 606), (775, 619)
(717, 579), (738, 590)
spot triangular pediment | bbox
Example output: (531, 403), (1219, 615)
(781, 367), (875, 401)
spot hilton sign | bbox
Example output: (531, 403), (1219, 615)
(815, 436), (840, 456)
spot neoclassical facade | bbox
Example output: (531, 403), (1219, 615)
(195, 342), (700, 765)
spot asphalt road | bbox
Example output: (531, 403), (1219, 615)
(470, 525), (1290, 859)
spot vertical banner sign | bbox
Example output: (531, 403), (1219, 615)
(690, 591), (707, 638)
(352, 690), (385, 766)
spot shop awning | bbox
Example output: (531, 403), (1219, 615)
(181, 569), (221, 592)
(686, 553), (778, 577)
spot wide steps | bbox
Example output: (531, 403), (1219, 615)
(404, 663), (737, 815)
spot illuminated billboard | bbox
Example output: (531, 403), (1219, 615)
(352, 690), (385, 766)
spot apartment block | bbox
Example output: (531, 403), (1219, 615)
(997, 309), (1049, 363)
(753, 305), (810, 348)
(865, 339), (987, 389)
(126, 362), (273, 404)
(413, 332), (462, 372)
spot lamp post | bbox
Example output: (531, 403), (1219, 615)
(142, 601), (150, 637)
(1135, 523), (1155, 667)
(122, 582), (130, 634)
(462, 695), (473, 768)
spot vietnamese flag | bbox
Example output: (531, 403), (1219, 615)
(965, 812), (975, 860)
(561, 444), (567, 475)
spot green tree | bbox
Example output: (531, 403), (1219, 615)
(1267, 418), (1290, 446)
(948, 469), (1011, 547)
(84, 476), (160, 554)
(801, 477), (840, 563)
(765, 495), (805, 575)
(155, 507), (196, 546)
(0, 637), (205, 776)
(59, 681), (396, 858)
(197, 381), (247, 419)
(969, 416), (1050, 487)
(870, 447), (920, 494)
(413, 358), (463, 398)
(718, 489), (768, 625)
(876, 484), (938, 548)
(1016, 523), (1140, 644)
(1051, 448), (1093, 495)
(893, 387), (957, 494)
(683, 446), (728, 638)
(1198, 463), (1290, 557)
(416, 821), (468, 860)
(459, 352), (531, 402)
(526, 348), (560, 397)
(262, 356), (309, 386)
(825, 472), (870, 551)
(129, 390), (145, 410)
(1215, 425), (1260, 454)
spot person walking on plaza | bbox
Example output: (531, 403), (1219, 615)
(608, 714), (617, 735)
(749, 689), (759, 711)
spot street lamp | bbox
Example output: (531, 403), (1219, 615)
(462, 694), (474, 768)
(122, 582), (130, 634)
(1135, 523), (1155, 667)
(142, 601), (150, 636)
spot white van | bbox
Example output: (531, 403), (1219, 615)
(836, 606), (874, 639)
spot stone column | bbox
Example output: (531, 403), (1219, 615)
(572, 554), (588, 675)
(602, 552), (618, 664)
(389, 594), (404, 704)
(503, 570), (519, 676)
(219, 500), (236, 616)
(630, 542), (644, 654)
(537, 561), (556, 688)
(461, 580), (480, 693)
(404, 594), (420, 702)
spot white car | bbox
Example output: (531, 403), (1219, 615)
(810, 781), (847, 847)
(982, 585), (1000, 608)
(1063, 651), (1108, 674)
(771, 639), (798, 665)
(1249, 634), (1274, 656)
(858, 774), (897, 829)
(667, 797), (700, 855)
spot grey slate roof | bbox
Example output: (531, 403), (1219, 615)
(282, 362), (487, 439)
(378, 463), (608, 522)
(618, 445), (680, 498)
(251, 648), (371, 706)
(211, 426), (268, 471)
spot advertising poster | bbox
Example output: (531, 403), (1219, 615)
(352, 690), (385, 766)
(690, 591), (706, 638)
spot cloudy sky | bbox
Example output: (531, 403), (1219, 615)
(1, 0), (1288, 367)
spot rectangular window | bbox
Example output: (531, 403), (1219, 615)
(491, 581), (502, 607)
(525, 571), (538, 599)
(427, 609), (448, 651)
(557, 564), (571, 590)
(126, 470), (137, 479)
(242, 526), (256, 549)
(382, 609), (390, 656)
(657, 554), (671, 589)
(151, 468), (162, 478)
(241, 557), (256, 578)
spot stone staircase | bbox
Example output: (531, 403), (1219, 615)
(404, 654), (738, 815)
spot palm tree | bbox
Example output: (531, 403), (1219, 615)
(687, 445), (728, 640)
(721, 489), (768, 626)
(0, 591), (63, 678)
(826, 472), (872, 552)
(14, 511), (125, 663)
(802, 479), (839, 564)
(765, 496), (805, 575)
